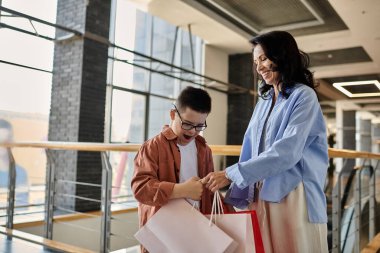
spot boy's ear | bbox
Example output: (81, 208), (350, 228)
(170, 109), (175, 120)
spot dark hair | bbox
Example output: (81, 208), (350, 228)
(176, 86), (211, 114)
(250, 31), (316, 99)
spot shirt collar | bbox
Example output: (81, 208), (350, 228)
(265, 83), (300, 100)
(162, 125), (177, 140)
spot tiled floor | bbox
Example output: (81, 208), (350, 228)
(0, 234), (59, 253)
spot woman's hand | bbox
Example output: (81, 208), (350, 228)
(201, 171), (231, 192)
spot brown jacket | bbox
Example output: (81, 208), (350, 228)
(131, 126), (214, 228)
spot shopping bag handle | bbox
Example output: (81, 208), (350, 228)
(191, 201), (200, 211)
(209, 191), (224, 226)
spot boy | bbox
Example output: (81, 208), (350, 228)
(131, 86), (214, 252)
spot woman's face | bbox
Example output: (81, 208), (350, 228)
(253, 44), (280, 86)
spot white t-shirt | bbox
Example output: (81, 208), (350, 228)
(177, 140), (199, 207)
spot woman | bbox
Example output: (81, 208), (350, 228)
(203, 31), (329, 253)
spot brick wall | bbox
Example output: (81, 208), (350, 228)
(48, 0), (110, 211)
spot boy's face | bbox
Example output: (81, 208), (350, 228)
(170, 106), (208, 146)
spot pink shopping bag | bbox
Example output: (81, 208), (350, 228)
(206, 210), (264, 253)
(134, 199), (238, 253)
(206, 192), (265, 253)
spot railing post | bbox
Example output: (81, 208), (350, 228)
(369, 160), (378, 240)
(332, 164), (343, 253)
(6, 148), (16, 229)
(100, 151), (112, 253)
(44, 149), (55, 239)
(354, 165), (364, 253)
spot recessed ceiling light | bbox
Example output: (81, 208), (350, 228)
(333, 80), (380, 97)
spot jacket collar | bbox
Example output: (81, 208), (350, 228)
(162, 125), (177, 140)
(161, 125), (206, 145)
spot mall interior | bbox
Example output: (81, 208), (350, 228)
(0, 0), (380, 252)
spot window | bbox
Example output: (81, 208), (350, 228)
(111, 90), (146, 143)
(148, 96), (172, 139)
(0, 0), (57, 220)
(107, 0), (204, 144)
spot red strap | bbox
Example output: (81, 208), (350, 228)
(232, 210), (265, 253)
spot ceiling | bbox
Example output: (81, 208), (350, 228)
(134, 0), (380, 120)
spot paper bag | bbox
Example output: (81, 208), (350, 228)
(135, 199), (238, 253)
(206, 210), (264, 253)
(207, 192), (265, 253)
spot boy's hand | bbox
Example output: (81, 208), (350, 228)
(182, 177), (204, 200)
(171, 177), (203, 200)
(201, 171), (231, 192)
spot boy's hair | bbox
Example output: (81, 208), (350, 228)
(176, 86), (211, 114)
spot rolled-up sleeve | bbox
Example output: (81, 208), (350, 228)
(131, 142), (175, 206)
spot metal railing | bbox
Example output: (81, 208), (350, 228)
(331, 160), (380, 253)
(1, 141), (380, 252)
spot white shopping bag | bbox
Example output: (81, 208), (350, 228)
(135, 199), (238, 253)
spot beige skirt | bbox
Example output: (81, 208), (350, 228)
(250, 182), (328, 253)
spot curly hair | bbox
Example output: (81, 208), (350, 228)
(250, 31), (316, 99)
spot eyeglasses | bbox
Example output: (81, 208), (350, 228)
(173, 104), (207, 131)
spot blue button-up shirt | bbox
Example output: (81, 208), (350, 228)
(226, 84), (329, 223)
